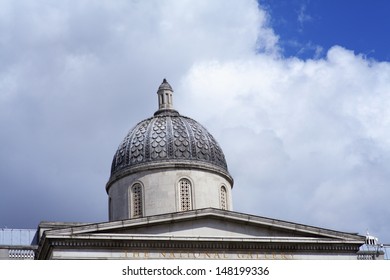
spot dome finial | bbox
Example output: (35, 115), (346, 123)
(157, 78), (174, 110)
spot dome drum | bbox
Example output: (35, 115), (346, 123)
(108, 168), (233, 220)
(107, 159), (233, 192)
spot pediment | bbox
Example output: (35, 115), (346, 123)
(42, 208), (364, 242)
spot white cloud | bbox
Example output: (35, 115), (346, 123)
(297, 3), (312, 31)
(180, 46), (390, 240)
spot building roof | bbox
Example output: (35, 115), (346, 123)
(0, 228), (37, 246)
(108, 80), (232, 187)
(36, 208), (366, 260)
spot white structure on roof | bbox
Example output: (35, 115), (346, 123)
(107, 79), (233, 220)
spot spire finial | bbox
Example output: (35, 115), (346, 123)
(157, 79), (174, 110)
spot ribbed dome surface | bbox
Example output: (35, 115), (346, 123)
(110, 109), (229, 177)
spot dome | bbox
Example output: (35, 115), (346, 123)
(108, 79), (232, 185)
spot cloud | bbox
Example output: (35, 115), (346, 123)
(297, 3), (313, 31)
(0, 0), (389, 245)
(180, 46), (390, 241)
(0, 0), (278, 227)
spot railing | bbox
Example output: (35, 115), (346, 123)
(357, 250), (385, 260)
(357, 254), (375, 260)
(8, 249), (35, 259)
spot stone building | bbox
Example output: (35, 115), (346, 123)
(0, 79), (384, 260)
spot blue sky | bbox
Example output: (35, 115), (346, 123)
(1, 0), (390, 246)
(261, 0), (390, 60)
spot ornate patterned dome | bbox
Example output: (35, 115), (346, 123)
(109, 79), (231, 183)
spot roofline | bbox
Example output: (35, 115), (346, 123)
(40, 208), (364, 241)
(42, 233), (365, 245)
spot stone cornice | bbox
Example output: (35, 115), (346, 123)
(106, 161), (234, 192)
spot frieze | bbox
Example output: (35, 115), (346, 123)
(48, 238), (361, 253)
(124, 251), (295, 260)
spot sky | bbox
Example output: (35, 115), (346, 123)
(261, 0), (390, 61)
(1, 0), (389, 245)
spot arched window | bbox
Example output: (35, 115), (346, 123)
(220, 186), (227, 210)
(131, 183), (143, 218)
(179, 178), (192, 211)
